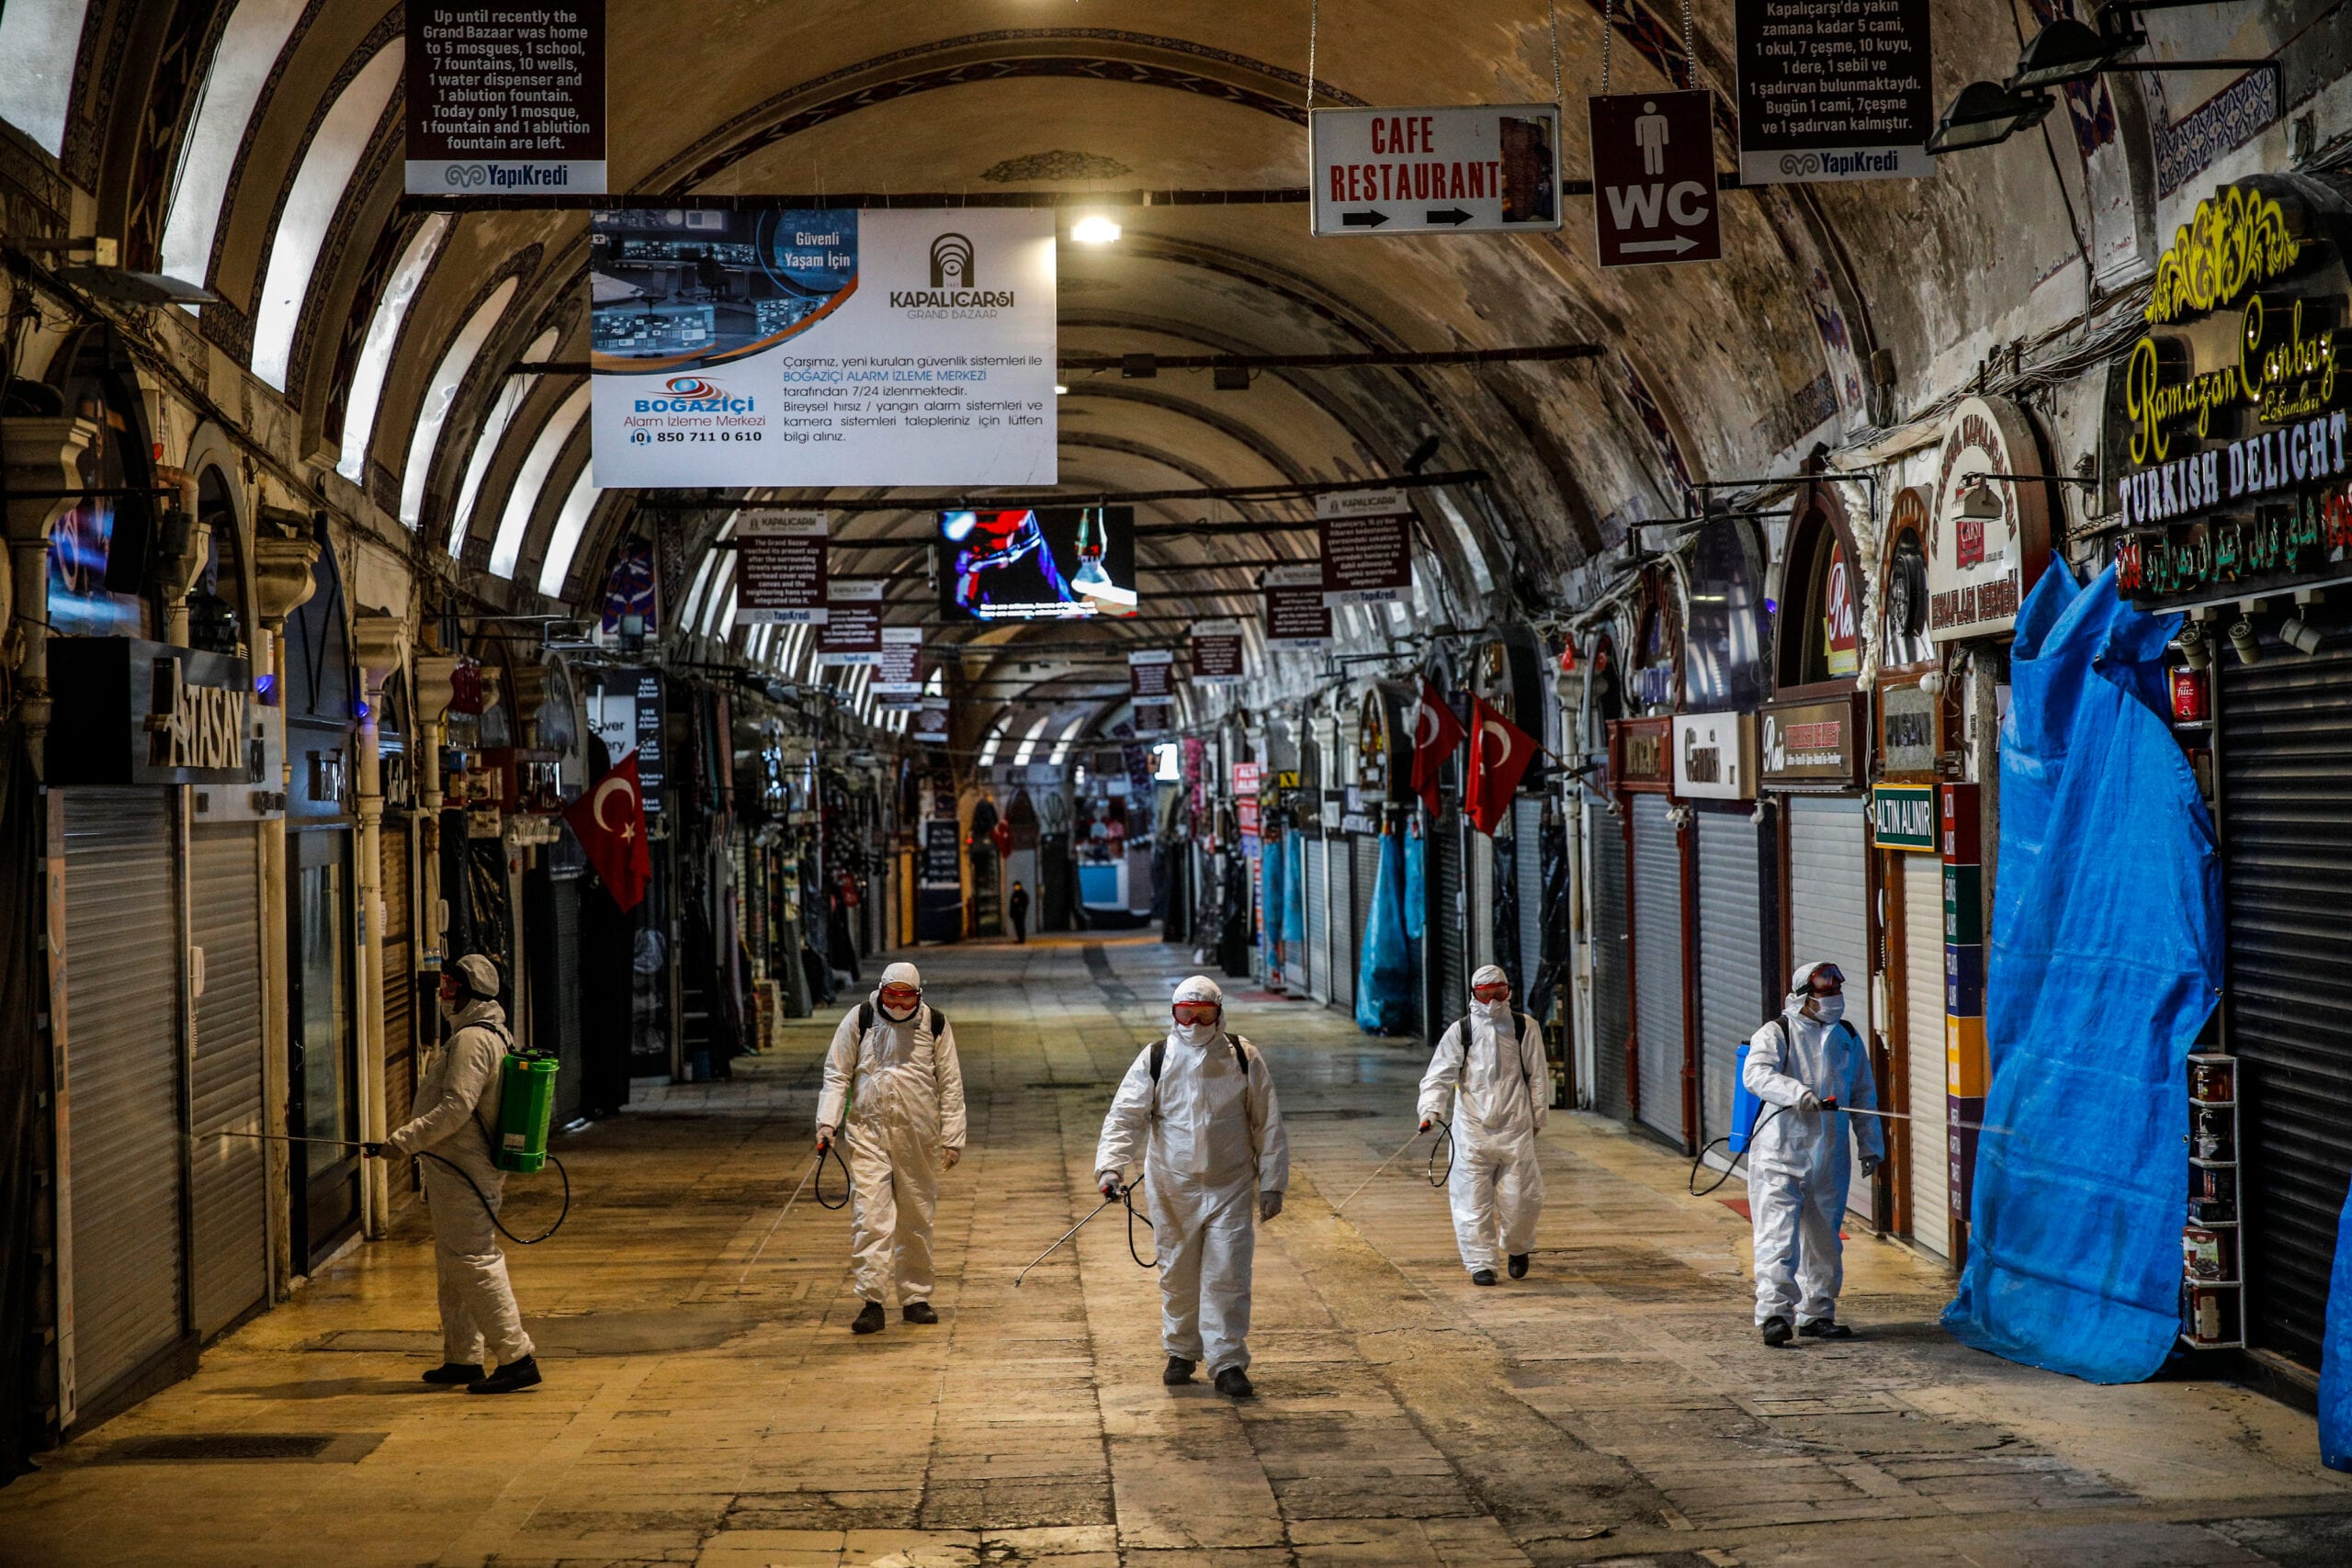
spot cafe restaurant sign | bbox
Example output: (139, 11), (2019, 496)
(2108, 177), (2352, 611)
(1760, 695), (1861, 788)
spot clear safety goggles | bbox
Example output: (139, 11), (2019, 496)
(1170, 999), (1222, 1026)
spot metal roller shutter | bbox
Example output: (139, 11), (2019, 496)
(380, 822), (414, 1137)
(1787, 794), (1872, 1215)
(1470, 830), (1494, 972)
(187, 825), (266, 1342)
(1590, 805), (1631, 1121)
(2219, 643), (2352, 1369)
(1515, 798), (1544, 1003)
(62, 790), (186, 1413)
(1695, 811), (1765, 1148)
(1901, 853), (1951, 1259)
(1435, 822), (1467, 1026)
(1330, 836), (1356, 1010)
(552, 874), (586, 1125)
(1305, 837), (1327, 1002)
(1631, 795), (1684, 1144)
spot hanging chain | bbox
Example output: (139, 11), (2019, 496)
(1307, 0), (1318, 111)
(1679, 0), (1698, 90)
(1600, 0), (1615, 94)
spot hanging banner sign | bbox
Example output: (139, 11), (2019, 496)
(1309, 106), (1563, 235)
(590, 207), (1056, 487)
(913, 700), (949, 744)
(1734, 0), (1931, 186)
(817, 580), (885, 665)
(1317, 491), (1413, 606)
(1589, 91), (1721, 267)
(734, 510), (828, 625)
(1191, 620), (1246, 685)
(1263, 563), (1334, 648)
(873, 626), (925, 694)
(1929, 396), (2052, 639)
(1132, 702), (1174, 737)
(406, 0), (605, 195)
(1129, 648), (1175, 701)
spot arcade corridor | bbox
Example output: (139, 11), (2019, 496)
(0, 938), (2345, 1568)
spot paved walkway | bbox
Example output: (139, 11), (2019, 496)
(5, 936), (2351, 1567)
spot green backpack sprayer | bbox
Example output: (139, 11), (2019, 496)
(408, 1025), (573, 1245)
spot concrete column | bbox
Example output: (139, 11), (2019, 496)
(351, 612), (409, 1239)
(250, 525), (319, 1291)
(2, 416), (101, 773)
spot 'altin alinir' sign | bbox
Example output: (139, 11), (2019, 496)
(2109, 176), (2352, 611)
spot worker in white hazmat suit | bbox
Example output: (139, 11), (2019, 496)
(366, 953), (540, 1394)
(1418, 964), (1548, 1285)
(1742, 961), (1884, 1347)
(818, 961), (966, 1335)
(1095, 975), (1290, 1398)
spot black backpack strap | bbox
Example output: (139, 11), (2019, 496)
(1231, 1035), (1251, 1073)
(928, 1005), (947, 1034)
(858, 1001), (874, 1036)
(1149, 1038), (1166, 1081)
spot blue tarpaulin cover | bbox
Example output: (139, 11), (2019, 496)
(1283, 831), (1307, 945)
(1357, 829), (1416, 1033)
(1940, 560), (2220, 1384)
(2324, 1196), (2352, 1469)
(1403, 824), (1427, 942)
(1259, 831), (1283, 960)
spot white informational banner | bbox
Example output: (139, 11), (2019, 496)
(1310, 106), (1562, 236)
(817, 579), (886, 666)
(591, 207), (1057, 487)
(734, 510), (828, 625)
(1190, 619), (1246, 686)
(874, 626), (925, 694)
(406, 1), (605, 195)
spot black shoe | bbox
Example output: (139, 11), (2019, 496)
(1214, 1367), (1254, 1398)
(1163, 1357), (1195, 1385)
(466, 1356), (541, 1394)
(1760, 1315), (1794, 1348)
(902, 1302), (939, 1325)
(1508, 1254), (1529, 1280)
(1799, 1317), (1855, 1339)
(1471, 1269), (1498, 1287)
(422, 1361), (483, 1385)
(852, 1301), (886, 1335)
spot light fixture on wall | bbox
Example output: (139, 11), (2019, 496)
(1926, 81), (2054, 154)
(1069, 214), (1122, 244)
(2228, 618), (2263, 666)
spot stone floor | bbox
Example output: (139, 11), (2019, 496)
(5, 934), (2351, 1568)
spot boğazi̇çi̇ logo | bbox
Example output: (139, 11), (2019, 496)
(895, 231), (1014, 309)
(632, 375), (755, 414)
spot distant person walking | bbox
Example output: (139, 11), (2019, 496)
(1009, 881), (1031, 943)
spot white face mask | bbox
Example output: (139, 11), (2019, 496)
(1173, 1019), (1219, 1046)
(1809, 992), (1846, 1027)
(881, 997), (919, 1022)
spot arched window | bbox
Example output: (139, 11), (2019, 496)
(489, 383), (592, 577)
(399, 277), (518, 530)
(46, 330), (159, 638)
(536, 464), (599, 598)
(250, 46), (402, 389)
(335, 214), (449, 480)
(0, 0), (92, 157)
(447, 326), (557, 556)
(1774, 501), (1862, 694)
(158, 0), (308, 287)
(1012, 713), (1051, 766)
(189, 466), (248, 656)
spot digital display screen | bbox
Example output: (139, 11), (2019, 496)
(588, 208), (858, 367)
(938, 506), (1137, 620)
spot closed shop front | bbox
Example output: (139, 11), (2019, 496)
(1304, 834), (1327, 1003)
(1589, 804), (1632, 1122)
(188, 823), (268, 1341)
(1629, 792), (1685, 1145)
(1678, 713), (1764, 1146)
(1512, 797), (1544, 1004)
(380, 820), (417, 1140)
(58, 789), (189, 1424)
(1432, 818), (1467, 1027)
(1600, 715), (1671, 1128)
(1330, 829), (1356, 1010)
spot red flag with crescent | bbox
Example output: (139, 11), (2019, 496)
(564, 753), (653, 911)
(1408, 681), (1465, 816)
(1465, 694), (1536, 836)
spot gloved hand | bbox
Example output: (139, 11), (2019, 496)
(1098, 1171), (1123, 1199)
(360, 1141), (386, 1158)
(943, 1145), (963, 1170)
(1860, 1153), (1883, 1178)
(1260, 1190), (1284, 1222)
(1419, 1117), (1432, 1133)
(1794, 1089), (1823, 1113)
(816, 1124), (834, 1151)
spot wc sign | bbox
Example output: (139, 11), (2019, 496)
(1588, 90), (1720, 268)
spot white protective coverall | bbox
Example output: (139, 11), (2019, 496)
(1418, 964), (1548, 1275)
(1095, 976), (1291, 1376)
(817, 963), (967, 1305)
(1742, 961), (1885, 1326)
(386, 990), (535, 1369)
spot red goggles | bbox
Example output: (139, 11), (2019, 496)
(879, 985), (922, 1007)
(1472, 982), (1512, 1001)
(1171, 1000), (1222, 1026)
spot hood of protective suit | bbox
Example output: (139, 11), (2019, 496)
(1472, 964), (1513, 1022)
(1783, 960), (1845, 1027)
(443, 994), (507, 1032)
(875, 961), (923, 1021)
(1170, 975), (1225, 1048)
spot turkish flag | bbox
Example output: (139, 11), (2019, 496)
(1465, 695), (1536, 836)
(564, 753), (653, 911)
(1407, 681), (1466, 817)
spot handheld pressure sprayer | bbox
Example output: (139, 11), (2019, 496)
(731, 1134), (852, 1294)
(1013, 1176), (1157, 1287)
(1329, 1117), (1452, 1217)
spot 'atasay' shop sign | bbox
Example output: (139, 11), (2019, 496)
(2107, 178), (2352, 610)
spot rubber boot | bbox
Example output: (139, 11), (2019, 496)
(467, 1356), (542, 1394)
(1508, 1254), (1529, 1279)
(1799, 1317), (1855, 1339)
(902, 1302), (939, 1325)
(1760, 1315), (1794, 1348)
(1471, 1269), (1498, 1287)
(1214, 1367), (1254, 1398)
(1163, 1357), (1195, 1385)
(422, 1362), (483, 1385)
(852, 1301), (887, 1335)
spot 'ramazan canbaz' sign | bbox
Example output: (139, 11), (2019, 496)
(590, 207), (1056, 487)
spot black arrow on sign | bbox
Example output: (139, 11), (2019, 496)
(1426, 208), (1473, 226)
(1341, 209), (1390, 229)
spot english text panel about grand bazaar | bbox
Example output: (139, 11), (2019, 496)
(7, 4), (2352, 1564)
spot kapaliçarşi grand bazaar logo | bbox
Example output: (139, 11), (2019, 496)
(892, 231), (1016, 310)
